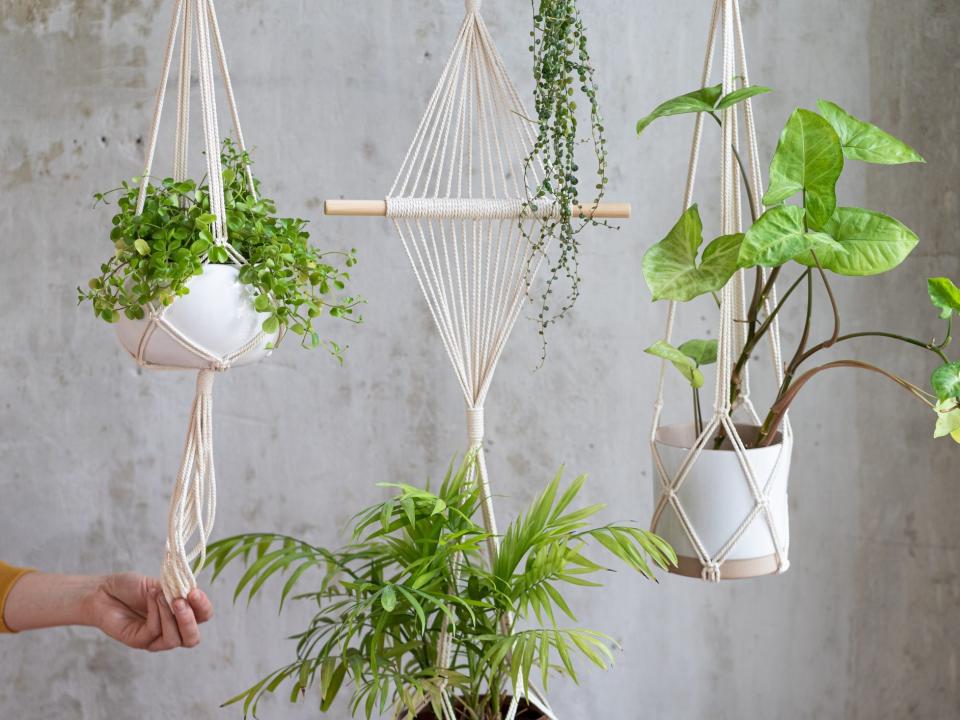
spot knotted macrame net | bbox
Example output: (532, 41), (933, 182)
(126, 0), (276, 602)
(649, 0), (793, 583)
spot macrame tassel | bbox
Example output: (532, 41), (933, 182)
(160, 369), (217, 603)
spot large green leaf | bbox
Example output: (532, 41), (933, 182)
(637, 85), (771, 135)
(642, 206), (743, 302)
(739, 205), (842, 268)
(795, 207), (918, 276)
(816, 100), (924, 165)
(636, 85), (723, 135)
(763, 108), (844, 228)
(931, 362), (960, 401)
(928, 277), (960, 319)
(644, 340), (704, 388)
(677, 338), (718, 366)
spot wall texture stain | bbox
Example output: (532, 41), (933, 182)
(0, 1), (958, 719)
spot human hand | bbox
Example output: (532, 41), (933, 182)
(85, 573), (214, 651)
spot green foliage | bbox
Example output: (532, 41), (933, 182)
(79, 139), (362, 357)
(792, 207), (918, 276)
(928, 277), (960, 320)
(635, 83), (770, 135)
(816, 100), (925, 165)
(677, 338), (718, 367)
(641, 205), (742, 302)
(645, 340), (704, 389)
(524, 0), (611, 355)
(738, 204), (841, 268)
(764, 108), (844, 228)
(202, 454), (674, 719)
(638, 88), (957, 448)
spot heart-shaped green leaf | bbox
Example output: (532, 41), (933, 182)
(928, 277), (960, 320)
(931, 362), (960, 402)
(764, 108), (844, 228)
(642, 206), (743, 301)
(677, 338), (718, 367)
(738, 205), (843, 267)
(794, 207), (918, 276)
(816, 100), (924, 165)
(636, 85), (723, 135)
(133, 238), (150, 256)
(645, 340), (705, 388)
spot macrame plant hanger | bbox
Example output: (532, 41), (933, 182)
(325, 1), (628, 717)
(131, 0), (270, 603)
(649, 0), (793, 583)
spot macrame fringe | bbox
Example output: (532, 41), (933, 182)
(161, 369), (217, 603)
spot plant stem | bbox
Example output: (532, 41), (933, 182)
(729, 267), (807, 405)
(801, 330), (950, 365)
(756, 359), (935, 447)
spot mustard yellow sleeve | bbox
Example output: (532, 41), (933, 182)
(0, 562), (35, 633)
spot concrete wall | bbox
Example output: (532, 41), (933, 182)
(1, 1), (957, 718)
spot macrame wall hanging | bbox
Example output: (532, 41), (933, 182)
(326, 1), (627, 717)
(648, 0), (793, 583)
(113, 0), (277, 602)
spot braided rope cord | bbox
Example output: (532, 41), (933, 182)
(386, 2), (556, 718)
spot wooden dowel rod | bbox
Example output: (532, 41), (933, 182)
(323, 199), (631, 219)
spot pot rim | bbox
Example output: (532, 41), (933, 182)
(654, 421), (786, 453)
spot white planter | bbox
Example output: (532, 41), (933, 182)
(652, 422), (791, 580)
(116, 264), (279, 370)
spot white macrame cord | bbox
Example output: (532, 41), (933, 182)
(135, 0), (268, 602)
(386, 1), (557, 718)
(648, 0), (793, 583)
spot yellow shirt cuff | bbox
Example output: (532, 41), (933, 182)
(0, 562), (36, 633)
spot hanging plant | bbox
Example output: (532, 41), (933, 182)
(201, 454), (674, 719)
(524, 0), (610, 354)
(80, 138), (361, 360)
(637, 89), (960, 447)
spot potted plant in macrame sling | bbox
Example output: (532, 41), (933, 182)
(637, 0), (959, 582)
(79, 0), (359, 603)
(200, 454), (674, 720)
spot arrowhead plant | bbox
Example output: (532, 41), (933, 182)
(637, 87), (959, 447)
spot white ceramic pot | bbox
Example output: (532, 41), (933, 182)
(651, 422), (791, 580)
(116, 264), (279, 370)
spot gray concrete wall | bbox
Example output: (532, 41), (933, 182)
(1, 1), (958, 718)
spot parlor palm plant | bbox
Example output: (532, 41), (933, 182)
(202, 454), (674, 719)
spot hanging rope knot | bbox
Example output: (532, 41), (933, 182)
(465, 0), (481, 14)
(210, 357), (232, 373)
(466, 406), (485, 447)
(776, 558), (790, 574)
(701, 562), (722, 583)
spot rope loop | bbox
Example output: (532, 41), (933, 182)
(465, 0), (481, 14)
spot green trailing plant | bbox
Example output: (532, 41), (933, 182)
(201, 453), (675, 719)
(637, 85), (960, 447)
(79, 138), (362, 359)
(524, 0), (611, 356)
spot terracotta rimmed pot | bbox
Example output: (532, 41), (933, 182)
(415, 697), (549, 720)
(652, 422), (791, 580)
(115, 264), (278, 370)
